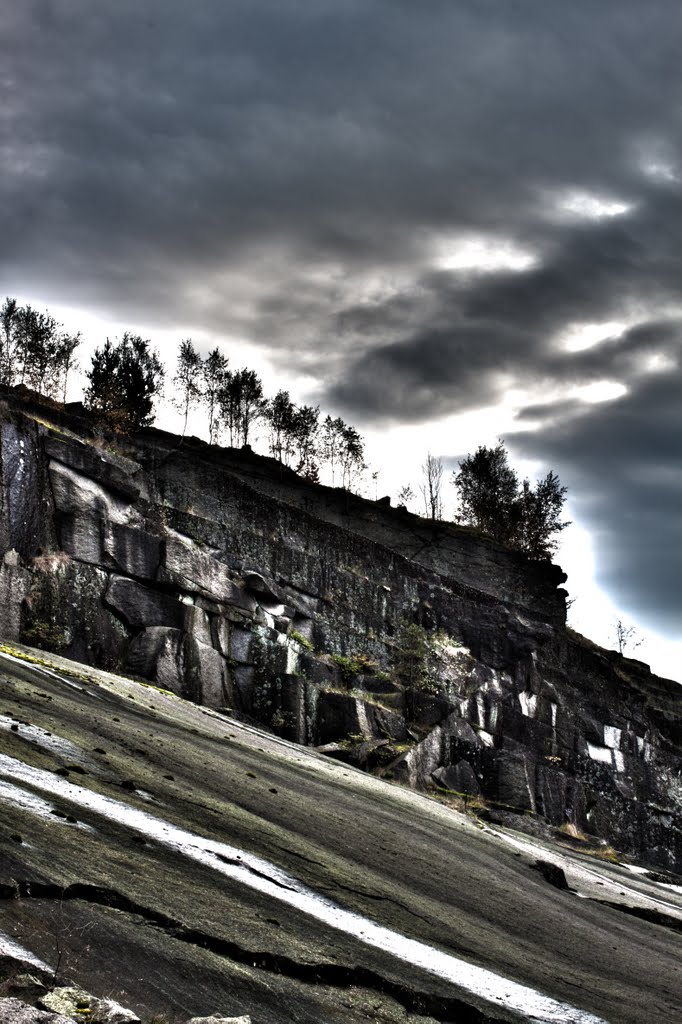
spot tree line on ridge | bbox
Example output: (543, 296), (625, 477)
(0, 297), (568, 559)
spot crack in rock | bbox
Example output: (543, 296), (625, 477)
(1, 880), (507, 1023)
(593, 899), (682, 934)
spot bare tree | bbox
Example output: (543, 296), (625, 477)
(320, 415), (345, 485)
(339, 423), (365, 490)
(290, 404), (319, 474)
(265, 389), (297, 464)
(59, 332), (81, 403)
(173, 339), (202, 437)
(200, 347), (229, 444)
(0, 297), (19, 385)
(420, 453), (443, 521)
(613, 619), (644, 657)
(218, 367), (265, 446)
(0, 298), (80, 400)
(397, 484), (415, 510)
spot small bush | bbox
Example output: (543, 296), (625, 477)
(271, 708), (296, 732)
(21, 620), (69, 652)
(558, 822), (588, 841)
(290, 630), (313, 651)
(330, 652), (378, 683)
(392, 621), (436, 693)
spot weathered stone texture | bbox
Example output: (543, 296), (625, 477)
(0, 997), (73, 1024)
(0, 392), (680, 870)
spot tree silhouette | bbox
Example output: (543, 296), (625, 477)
(0, 297), (80, 400)
(265, 390), (297, 465)
(291, 404), (319, 475)
(173, 339), (202, 436)
(339, 423), (365, 490)
(420, 453), (444, 521)
(613, 619), (644, 657)
(218, 367), (265, 447)
(453, 441), (568, 558)
(85, 333), (163, 432)
(200, 347), (229, 444)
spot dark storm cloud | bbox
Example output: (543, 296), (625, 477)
(2, 1), (682, 641)
(510, 365), (682, 636)
(328, 200), (682, 422)
(4, 0), (682, 331)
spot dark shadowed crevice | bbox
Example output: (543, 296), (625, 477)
(2, 880), (508, 1022)
(594, 899), (682, 934)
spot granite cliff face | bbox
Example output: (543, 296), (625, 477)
(1, 389), (680, 872)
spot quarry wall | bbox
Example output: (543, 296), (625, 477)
(1, 392), (680, 870)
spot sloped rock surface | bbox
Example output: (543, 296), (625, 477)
(0, 390), (681, 872)
(0, 998), (73, 1024)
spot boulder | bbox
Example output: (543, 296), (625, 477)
(127, 627), (185, 694)
(48, 462), (144, 570)
(185, 637), (231, 707)
(241, 570), (285, 603)
(39, 989), (140, 1024)
(160, 535), (256, 611)
(105, 576), (185, 629)
(89, 998), (140, 1024)
(392, 725), (446, 788)
(532, 860), (570, 891)
(371, 705), (408, 742)
(316, 691), (370, 744)
(432, 761), (481, 795)
(0, 997), (72, 1024)
(185, 1017), (251, 1024)
(0, 560), (31, 641)
(102, 521), (161, 580)
(0, 974), (49, 1005)
(44, 435), (141, 501)
(38, 988), (92, 1019)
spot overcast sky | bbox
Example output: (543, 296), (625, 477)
(2, 1), (680, 680)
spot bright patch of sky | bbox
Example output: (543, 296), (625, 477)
(643, 161), (679, 183)
(556, 190), (634, 220)
(432, 234), (537, 273)
(573, 380), (628, 404)
(634, 137), (680, 183)
(557, 519), (678, 681)
(559, 321), (628, 353)
(639, 350), (678, 374)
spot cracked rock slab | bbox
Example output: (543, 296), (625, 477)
(38, 989), (140, 1024)
(0, 997), (73, 1024)
(185, 1017), (251, 1024)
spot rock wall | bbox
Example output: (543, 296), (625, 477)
(1, 392), (681, 871)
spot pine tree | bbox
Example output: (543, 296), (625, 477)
(85, 333), (163, 432)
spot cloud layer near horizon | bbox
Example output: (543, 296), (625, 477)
(2, 1), (681, 638)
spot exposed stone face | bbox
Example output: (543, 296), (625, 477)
(126, 626), (186, 693)
(0, 997), (73, 1024)
(43, 434), (141, 501)
(185, 1017), (251, 1024)
(105, 575), (185, 630)
(102, 521), (161, 580)
(1, 392), (681, 870)
(0, 558), (31, 641)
